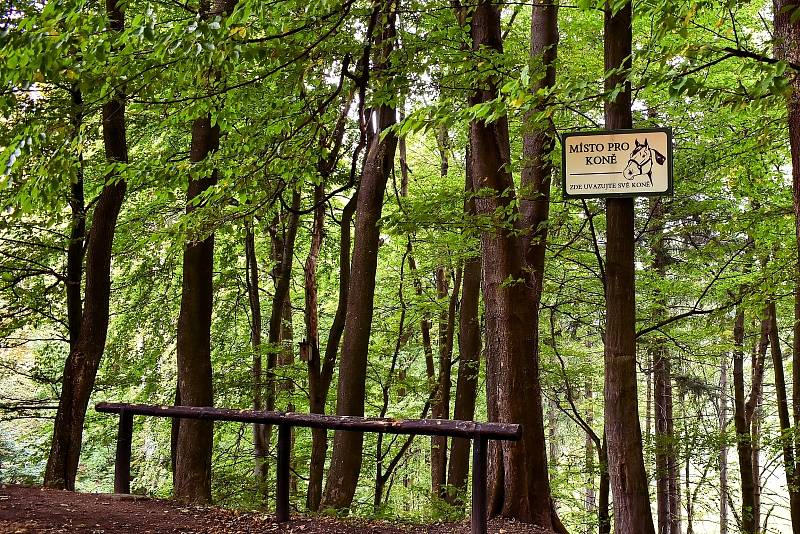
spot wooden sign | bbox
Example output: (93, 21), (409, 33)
(562, 128), (673, 198)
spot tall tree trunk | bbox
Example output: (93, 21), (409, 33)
(304, 181), (326, 509)
(602, 3), (655, 533)
(321, 0), (398, 510)
(598, 435), (611, 534)
(748, 311), (768, 533)
(733, 307), (756, 534)
(173, 0), (237, 504)
(651, 198), (678, 534)
(43, 0), (128, 490)
(645, 352), (652, 446)
(719, 350), (729, 534)
(304, 88), (355, 509)
(307, 193), (356, 511)
(431, 265), (457, 499)
(260, 191), (301, 499)
(430, 128), (458, 497)
(774, 3), (800, 532)
(445, 161), (481, 504)
(173, 116), (218, 504)
(245, 223), (268, 498)
(547, 398), (559, 483)
(654, 342), (673, 534)
(520, 0), (558, 300)
(520, 2), (560, 518)
(469, 2), (556, 527)
(767, 300), (800, 531)
(584, 382), (595, 534)
(66, 87), (85, 351)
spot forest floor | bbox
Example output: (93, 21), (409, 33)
(0, 484), (552, 533)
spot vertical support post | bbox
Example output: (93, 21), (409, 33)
(471, 436), (488, 534)
(276, 423), (291, 522)
(114, 410), (133, 494)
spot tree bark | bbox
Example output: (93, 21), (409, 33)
(173, 0), (237, 504)
(602, 3), (655, 533)
(733, 307), (756, 534)
(244, 223), (268, 498)
(583, 382), (595, 534)
(430, 128), (458, 497)
(598, 435), (611, 534)
(173, 114), (218, 504)
(308, 85), (360, 508)
(719, 349), (729, 534)
(520, 0), (558, 301)
(304, 94), (355, 506)
(260, 191), (301, 498)
(767, 300), (800, 532)
(748, 310), (768, 533)
(445, 161), (481, 504)
(431, 266), (457, 499)
(774, 3), (800, 532)
(307, 192), (356, 511)
(321, 0), (398, 510)
(650, 198), (678, 534)
(66, 88), (85, 351)
(43, 0), (128, 490)
(654, 342), (674, 534)
(468, 2), (556, 527)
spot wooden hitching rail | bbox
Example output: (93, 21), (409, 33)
(95, 402), (522, 534)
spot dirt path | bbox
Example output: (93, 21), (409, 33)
(0, 485), (550, 533)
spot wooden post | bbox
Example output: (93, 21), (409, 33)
(471, 436), (488, 534)
(276, 424), (291, 522)
(114, 410), (133, 494)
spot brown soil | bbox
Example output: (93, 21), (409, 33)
(0, 485), (551, 533)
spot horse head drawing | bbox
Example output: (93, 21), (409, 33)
(623, 138), (666, 183)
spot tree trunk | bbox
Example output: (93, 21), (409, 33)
(432, 131), (458, 502)
(304, 180), (326, 509)
(321, 0), (398, 510)
(469, 2), (556, 526)
(774, 3), (800, 532)
(602, 3), (655, 533)
(173, 0), (237, 504)
(719, 350), (729, 534)
(598, 435), (611, 534)
(748, 311), (768, 533)
(66, 87), (85, 351)
(445, 161), (481, 504)
(520, 0), (558, 301)
(733, 307), (755, 534)
(307, 192), (356, 511)
(650, 198), (678, 534)
(43, 0), (128, 491)
(173, 114), (218, 504)
(654, 342), (673, 534)
(260, 191), (301, 498)
(767, 300), (800, 531)
(245, 223), (268, 498)
(431, 265), (457, 498)
(304, 90), (355, 509)
(520, 1), (560, 518)
(583, 382), (595, 534)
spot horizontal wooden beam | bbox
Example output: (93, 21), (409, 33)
(95, 402), (521, 441)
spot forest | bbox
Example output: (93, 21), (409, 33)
(1, 0), (800, 533)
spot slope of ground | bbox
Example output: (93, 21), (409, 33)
(0, 484), (551, 533)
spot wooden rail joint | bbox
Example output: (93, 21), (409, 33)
(95, 402), (522, 534)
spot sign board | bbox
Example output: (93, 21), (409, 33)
(562, 128), (673, 198)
